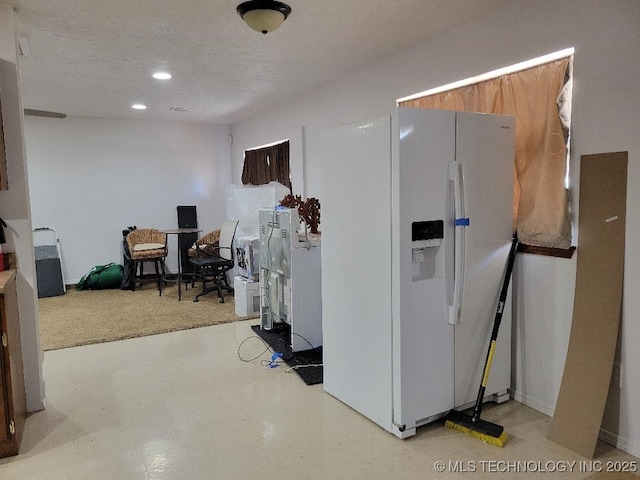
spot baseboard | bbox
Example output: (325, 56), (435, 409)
(27, 392), (46, 413)
(599, 428), (640, 458)
(512, 390), (640, 457)
(511, 390), (554, 416)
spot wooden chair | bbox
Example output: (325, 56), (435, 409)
(187, 229), (221, 259)
(126, 228), (168, 295)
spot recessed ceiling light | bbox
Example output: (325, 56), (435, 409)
(152, 71), (172, 80)
(132, 104), (147, 110)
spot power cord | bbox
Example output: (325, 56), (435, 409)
(237, 330), (323, 372)
(261, 207), (279, 326)
(289, 330), (318, 352)
(237, 333), (289, 368)
(237, 335), (275, 362)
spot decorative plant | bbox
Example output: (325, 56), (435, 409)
(280, 194), (303, 210)
(280, 194), (321, 234)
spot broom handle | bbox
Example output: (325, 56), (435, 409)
(471, 233), (519, 423)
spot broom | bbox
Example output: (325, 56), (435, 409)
(444, 233), (519, 447)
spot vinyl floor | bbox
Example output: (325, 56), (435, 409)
(1, 319), (638, 479)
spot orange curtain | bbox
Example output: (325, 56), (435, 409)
(399, 57), (572, 248)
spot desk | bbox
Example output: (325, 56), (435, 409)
(161, 228), (201, 300)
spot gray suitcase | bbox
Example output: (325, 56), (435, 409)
(33, 227), (66, 298)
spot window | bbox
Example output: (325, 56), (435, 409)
(241, 139), (291, 192)
(398, 50), (574, 252)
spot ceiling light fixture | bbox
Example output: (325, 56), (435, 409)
(236, 0), (292, 34)
(132, 104), (147, 110)
(152, 71), (172, 80)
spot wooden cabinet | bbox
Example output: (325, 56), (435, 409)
(0, 270), (26, 458)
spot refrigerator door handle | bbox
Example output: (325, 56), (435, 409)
(449, 162), (467, 325)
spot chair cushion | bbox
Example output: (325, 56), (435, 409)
(133, 242), (165, 252)
(131, 249), (166, 260)
(188, 242), (219, 258)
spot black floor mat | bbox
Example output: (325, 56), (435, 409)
(250, 324), (323, 385)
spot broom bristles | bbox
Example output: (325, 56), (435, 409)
(445, 419), (508, 447)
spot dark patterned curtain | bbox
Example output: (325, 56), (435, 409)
(241, 140), (291, 191)
(241, 149), (269, 185)
(269, 141), (291, 190)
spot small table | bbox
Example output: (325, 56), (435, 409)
(161, 228), (201, 300)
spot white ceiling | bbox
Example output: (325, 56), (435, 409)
(4, 0), (512, 124)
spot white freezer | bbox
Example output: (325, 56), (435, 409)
(319, 108), (515, 438)
(259, 207), (323, 352)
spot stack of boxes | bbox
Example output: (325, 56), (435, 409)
(234, 234), (261, 317)
(225, 183), (290, 317)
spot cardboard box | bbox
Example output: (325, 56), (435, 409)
(548, 152), (627, 458)
(234, 276), (260, 317)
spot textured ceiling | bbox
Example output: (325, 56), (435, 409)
(3, 0), (511, 124)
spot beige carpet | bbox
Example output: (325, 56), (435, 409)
(38, 282), (257, 350)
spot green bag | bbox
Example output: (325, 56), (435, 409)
(76, 263), (124, 290)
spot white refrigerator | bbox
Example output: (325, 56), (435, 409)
(319, 107), (515, 438)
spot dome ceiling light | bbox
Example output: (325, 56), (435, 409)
(152, 71), (172, 80)
(236, 0), (292, 34)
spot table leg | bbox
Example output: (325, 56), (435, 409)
(177, 234), (182, 301)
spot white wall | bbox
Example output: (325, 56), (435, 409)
(0, 5), (45, 412)
(25, 117), (232, 283)
(230, 0), (640, 455)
